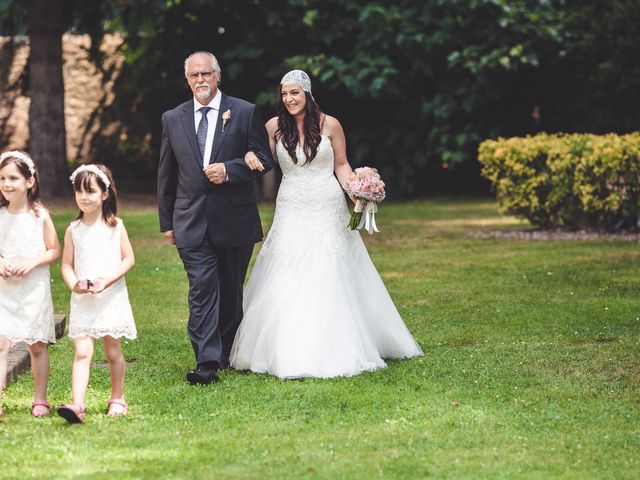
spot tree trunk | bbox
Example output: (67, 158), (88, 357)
(27, 0), (68, 198)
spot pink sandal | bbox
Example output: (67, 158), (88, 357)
(31, 401), (52, 417)
(107, 398), (128, 416)
(57, 403), (85, 424)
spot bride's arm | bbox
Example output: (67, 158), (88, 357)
(326, 116), (353, 189)
(244, 117), (278, 170)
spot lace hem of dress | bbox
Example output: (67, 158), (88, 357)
(237, 361), (386, 380)
(3, 335), (56, 345)
(68, 327), (137, 340)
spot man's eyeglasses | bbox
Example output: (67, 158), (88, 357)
(188, 71), (216, 80)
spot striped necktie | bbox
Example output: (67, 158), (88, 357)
(197, 106), (212, 160)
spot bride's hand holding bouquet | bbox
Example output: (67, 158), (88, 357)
(344, 167), (386, 234)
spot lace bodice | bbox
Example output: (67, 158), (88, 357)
(264, 135), (356, 261)
(0, 207), (47, 259)
(275, 135), (343, 207)
(70, 218), (123, 279)
(276, 135), (336, 181)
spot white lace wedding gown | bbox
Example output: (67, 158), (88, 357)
(68, 218), (136, 339)
(230, 135), (423, 378)
(0, 207), (55, 344)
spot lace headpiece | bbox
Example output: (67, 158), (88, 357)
(69, 164), (111, 189)
(280, 70), (313, 98)
(0, 150), (36, 176)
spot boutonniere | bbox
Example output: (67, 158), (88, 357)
(221, 109), (232, 132)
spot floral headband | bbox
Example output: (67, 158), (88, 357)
(0, 150), (36, 176)
(69, 164), (111, 189)
(280, 69), (313, 99)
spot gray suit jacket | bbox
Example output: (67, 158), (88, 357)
(158, 92), (273, 248)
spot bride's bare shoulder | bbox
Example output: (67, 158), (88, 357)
(322, 115), (344, 137)
(265, 116), (278, 131)
(265, 117), (279, 139)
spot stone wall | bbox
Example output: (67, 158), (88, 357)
(0, 33), (124, 162)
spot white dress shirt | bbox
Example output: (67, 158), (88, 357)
(193, 90), (221, 166)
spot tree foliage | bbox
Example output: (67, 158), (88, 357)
(3, 0), (639, 196)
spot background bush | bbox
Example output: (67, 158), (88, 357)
(478, 132), (640, 230)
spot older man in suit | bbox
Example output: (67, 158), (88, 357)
(158, 51), (273, 384)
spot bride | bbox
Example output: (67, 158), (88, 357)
(230, 70), (422, 379)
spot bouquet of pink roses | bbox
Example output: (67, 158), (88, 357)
(344, 167), (386, 234)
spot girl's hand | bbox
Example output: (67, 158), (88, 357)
(73, 280), (92, 294)
(244, 151), (264, 171)
(0, 259), (12, 278)
(10, 257), (38, 278)
(88, 278), (105, 293)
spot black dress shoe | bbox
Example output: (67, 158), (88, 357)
(219, 359), (231, 370)
(186, 366), (219, 385)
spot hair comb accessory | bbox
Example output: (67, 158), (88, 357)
(0, 150), (36, 176)
(69, 164), (111, 189)
(280, 69), (313, 98)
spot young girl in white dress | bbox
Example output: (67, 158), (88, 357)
(231, 71), (423, 379)
(0, 151), (61, 418)
(57, 164), (136, 424)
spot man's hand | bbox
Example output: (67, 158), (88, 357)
(203, 163), (227, 184)
(164, 230), (176, 245)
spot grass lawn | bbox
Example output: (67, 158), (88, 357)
(1, 197), (638, 479)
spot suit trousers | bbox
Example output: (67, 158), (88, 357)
(177, 235), (253, 368)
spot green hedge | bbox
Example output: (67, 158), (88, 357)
(478, 133), (640, 230)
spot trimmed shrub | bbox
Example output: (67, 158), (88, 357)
(478, 133), (640, 230)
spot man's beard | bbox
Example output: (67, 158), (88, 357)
(196, 85), (212, 100)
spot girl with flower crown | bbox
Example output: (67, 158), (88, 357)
(0, 151), (61, 419)
(57, 164), (136, 424)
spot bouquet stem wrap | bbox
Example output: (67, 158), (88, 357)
(348, 199), (364, 230)
(354, 201), (379, 234)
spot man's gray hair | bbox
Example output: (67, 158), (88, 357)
(184, 51), (221, 77)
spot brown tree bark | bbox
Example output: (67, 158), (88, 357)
(27, 0), (68, 198)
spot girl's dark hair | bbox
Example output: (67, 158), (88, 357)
(72, 164), (118, 227)
(276, 91), (323, 164)
(0, 153), (42, 215)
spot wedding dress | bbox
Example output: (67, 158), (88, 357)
(230, 135), (422, 378)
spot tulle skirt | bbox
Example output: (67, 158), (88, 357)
(230, 201), (423, 379)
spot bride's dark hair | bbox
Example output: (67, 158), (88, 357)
(276, 91), (322, 165)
